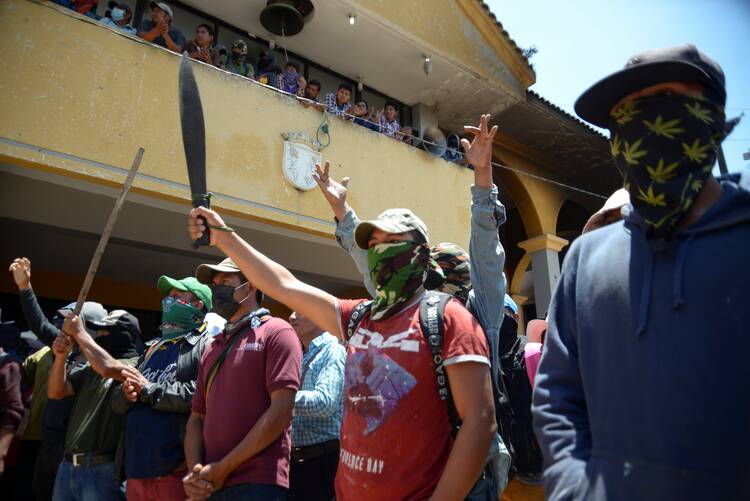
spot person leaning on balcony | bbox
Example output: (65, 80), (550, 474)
(299, 79), (326, 112)
(350, 99), (381, 133)
(323, 83), (352, 118)
(184, 24), (220, 67)
(276, 60), (307, 96)
(378, 100), (401, 139)
(99, 2), (136, 36)
(137, 1), (185, 53)
(49, 311), (141, 501)
(185, 202), (496, 501)
(224, 40), (255, 79)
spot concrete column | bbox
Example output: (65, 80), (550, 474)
(518, 234), (569, 316)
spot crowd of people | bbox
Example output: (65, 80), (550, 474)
(53, 0), (463, 162)
(2, 5), (749, 499)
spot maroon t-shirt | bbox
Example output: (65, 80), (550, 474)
(193, 317), (302, 488)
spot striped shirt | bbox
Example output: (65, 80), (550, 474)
(323, 93), (352, 118)
(291, 332), (346, 447)
(379, 116), (401, 139)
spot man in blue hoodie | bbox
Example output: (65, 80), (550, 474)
(532, 44), (750, 501)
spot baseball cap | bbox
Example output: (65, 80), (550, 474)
(150, 1), (174, 19)
(86, 310), (141, 339)
(157, 275), (212, 312)
(195, 258), (264, 305)
(232, 39), (248, 53)
(582, 188), (630, 234)
(108, 1), (132, 13)
(575, 44), (727, 128)
(354, 208), (430, 250)
(503, 294), (518, 315)
(56, 301), (107, 322)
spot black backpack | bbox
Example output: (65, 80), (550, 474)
(500, 335), (543, 478)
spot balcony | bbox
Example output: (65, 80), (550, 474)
(2, 0), (534, 326)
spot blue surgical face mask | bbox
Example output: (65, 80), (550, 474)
(111, 8), (126, 22)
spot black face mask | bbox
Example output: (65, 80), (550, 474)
(500, 315), (518, 354)
(95, 328), (138, 359)
(211, 282), (250, 320)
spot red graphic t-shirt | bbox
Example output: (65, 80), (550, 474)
(335, 294), (489, 501)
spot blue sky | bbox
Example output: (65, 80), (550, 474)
(487, 0), (750, 173)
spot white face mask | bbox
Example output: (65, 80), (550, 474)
(111, 7), (126, 22)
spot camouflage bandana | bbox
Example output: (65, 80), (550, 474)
(429, 243), (472, 304)
(609, 93), (725, 238)
(367, 241), (431, 320)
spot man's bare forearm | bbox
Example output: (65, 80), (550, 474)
(47, 355), (68, 399)
(430, 412), (495, 500)
(185, 412), (205, 469)
(72, 329), (129, 380)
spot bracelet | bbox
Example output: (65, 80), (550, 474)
(208, 224), (235, 233)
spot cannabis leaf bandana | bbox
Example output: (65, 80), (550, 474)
(609, 93), (725, 238)
(367, 241), (431, 320)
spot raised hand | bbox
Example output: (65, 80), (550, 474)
(312, 161), (350, 221)
(62, 315), (86, 340)
(52, 333), (73, 358)
(9, 257), (31, 290)
(188, 207), (229, 248)
(461, 114), (498, 188)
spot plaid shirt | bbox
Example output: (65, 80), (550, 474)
(379, 116), (401, 138)
(291, 332), (346, 447)
(323, 92), (352, 117)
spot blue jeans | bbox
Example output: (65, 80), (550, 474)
(52, 460), (123, 501)
(209, 483), (287, 501)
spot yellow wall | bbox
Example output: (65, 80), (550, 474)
(353, 0), (534, 93)
(0, 0), (475, 249)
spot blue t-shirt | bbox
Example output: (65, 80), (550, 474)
(137, 19), (186, 50)
(125, 340), (183, 479)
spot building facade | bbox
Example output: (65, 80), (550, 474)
(0, 0), (618, 334)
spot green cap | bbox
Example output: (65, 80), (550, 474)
(156, 275), (212, 312)
(354, 208), (430, 250)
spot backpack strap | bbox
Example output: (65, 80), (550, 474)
(345, 300), (372, 343)
(419, 291), (460, 437)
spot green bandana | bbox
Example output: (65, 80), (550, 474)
(609, 93), (725, 238)
(367, 241), (430, 320)
(160, 296), (204, 340)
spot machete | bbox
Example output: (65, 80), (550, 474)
(179, 52), (211, 248)
(72, 147), (145, 316)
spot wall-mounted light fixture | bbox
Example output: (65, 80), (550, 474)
(423, 55), (432, 76)
(357, 76), (364, 92)
(348, 14), (356, 25)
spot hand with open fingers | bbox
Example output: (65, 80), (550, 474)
(52, 334), (73, 358)
(461, 114), (498, 170)
(62, 315), (86, 340)
(312, 161), (350, 220)
(183, 464), (214, 500)
(9, 257), (31, 290)
(188, 207), (226, 247)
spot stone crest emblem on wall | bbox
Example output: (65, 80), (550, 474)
(281, 131), (322, 191)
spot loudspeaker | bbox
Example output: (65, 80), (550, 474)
(421, 127), (447, 157)
(260, 0), (315, 37)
